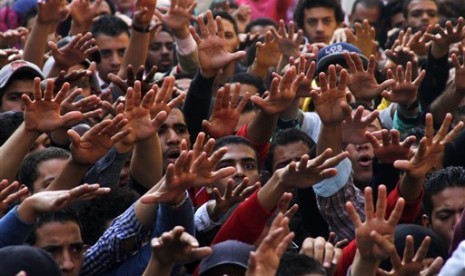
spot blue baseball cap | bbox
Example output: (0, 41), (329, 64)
(316, 42), (368, 74)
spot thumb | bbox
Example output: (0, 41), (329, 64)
(152, 110), (167, 130)
(67, 129), (82, 146)
(202, 119), (212, 133)
(228, 51), (246, 63)
(62, 111), (84, 125)
(48, 41), (59, 55)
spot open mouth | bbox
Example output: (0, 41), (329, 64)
(358, 155), (372, 167)
(166, 149), (180, 163)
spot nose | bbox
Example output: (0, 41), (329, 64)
(111, 51), (122, 66)
(235, 164), (245, 177)
(166, 128), (180, 144)
(316, 20), (324, 32)
(59, 250), (76, 272)
(161, 45), (170, 54)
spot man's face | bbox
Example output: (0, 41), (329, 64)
(303, 7), (339, 44)
(213, 143), (259, 195)
(1, 79), (34, 112)
(158, 108), (190, 170)
(272, 141), (310, 172)
(146, 31), (174, 73)
(426, 187), (465, 247)
(95, 33), (129, 83)
(345, 142), (374, 186)
(33, 221), (85, 276)
(32, 158), (67, 193)
(349, 4), (381, 31)
(222, 19), (239, 53)
(407, 0), (438, 32)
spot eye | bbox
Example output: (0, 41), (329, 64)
(243, 161), (257, 170)
(70, 244), (84, 253)
(43, 246), (60, 255)
(6, 92), (23, 101)
(175, 126), (187, 134)
(165, 43), (174, 51)
(100, 50), (111, 58)
(151, 43), (162, 51)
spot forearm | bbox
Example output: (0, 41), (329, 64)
(174, 32), (199, 76)
(0, 206), (36, 247)
(430, 83), (464, 125)
(182, 71), (215, 143)
(0, 123), (40, 182)
(350, 251), (380, 276)
(418, 48), (449, 109)
(84, 147), (131, 188)
(23, 22), (52, 67)
(317, 124), (342, 156)
(248, 61), (268, 80)
(131, 135), (163, 189)
(46, 157), (89, 191)
(142, 257), (172, 276)
(118, 29), (151, 78)
(398, 173), (424, 202)
(257, 172), (287, 212)
(246, 110), (278, 143)
(280, 98), (300, 120)
(69, 21), (92, 36)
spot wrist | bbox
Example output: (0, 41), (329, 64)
(132, 23), (152, 33)
(200, 68), (217, 79)
(17, 198), (38, 224)
(173, 26), (190, 40)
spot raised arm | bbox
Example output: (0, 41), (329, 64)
(0, 79), (83, 182)
(23, 0), (70, 67)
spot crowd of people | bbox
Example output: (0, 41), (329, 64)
(2, 0), (465, 275)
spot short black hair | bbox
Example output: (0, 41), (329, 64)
(19, 147), (70, 193)
(294, 0), (344, 30)
(245, 17), (279, 34)
(265, 128), (315, 173)
(403, 0), (438, 19)
(277, 252), (327, 276)
(27, 209), (82, 245)
(213, 135), (259, 168)
(90, 14), (130, 38)
(228, 72), (267, 96)
(351, 0), (384, 17)
(0, 111), (23, 146)
(423, 166), (465, 216)
(211, 11), (239, 36)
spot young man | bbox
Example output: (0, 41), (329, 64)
(423, 166), (465, 248)
(146, 26), (175, 74)
(0, 60), (44, 112)
(90, 15), (130, 89)
(403, 0), (439, 32)
(293, 0), (344, 44)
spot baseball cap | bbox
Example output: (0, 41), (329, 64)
(199, 240), (254, 275)
(315, 42), (369, 74)
(0, 245), (61, 276)
(0, 60), (44, 90)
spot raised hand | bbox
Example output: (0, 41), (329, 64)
(377, 235), (443, 276)
(255, 31), (281, 68)
(427, 17), (465, 57)
(148, 226), (212, 270)
(48, 32), (98, 70)
(0, 27), (29, 48)
(117, 81), (168, 150)
(190, 10), (246, 78)
(23, 78), (84, 133)
(53, 67), (94, 93)
(246, 213), (294, 276)
(251, 66), (303, 115)
(18, 183), (109, 223)
(69, 0), (103, 28)
(133, 0), (157, 28)
(300, 236), (342, 275)
(311, 65), (352, 124)
(209, 177), (260, 221)
(36, 0), (70, 24)
(381, 62), (425, 107)
(109, 65), (158, 97)
(140, 148), (199, 204)
(345, 20), (377, 57)
(0, 180), (28, 216)
(277, 149), (348, 189)
(342, 105), (380, 145)
(385, 28), (422, 67)
(271, 20), (303, 59)
(188, 132), (236, 186)
(68, 114), (130, 165)
(452, 50), (465, 93)
(202, 83), (251, 138)
(394, 113), (464, 178)
(154, 0), (196, 38)
(148, 76), (186, 119)
(232, 5), (251, 34)
(347, 185), (405, 260)
(59, 89), (102, 127)
(344, 52), (395, 102)
(290, 55), (316, 98)
(366, 129), (416, 164)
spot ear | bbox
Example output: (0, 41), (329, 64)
(422, 214), (431, 228)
